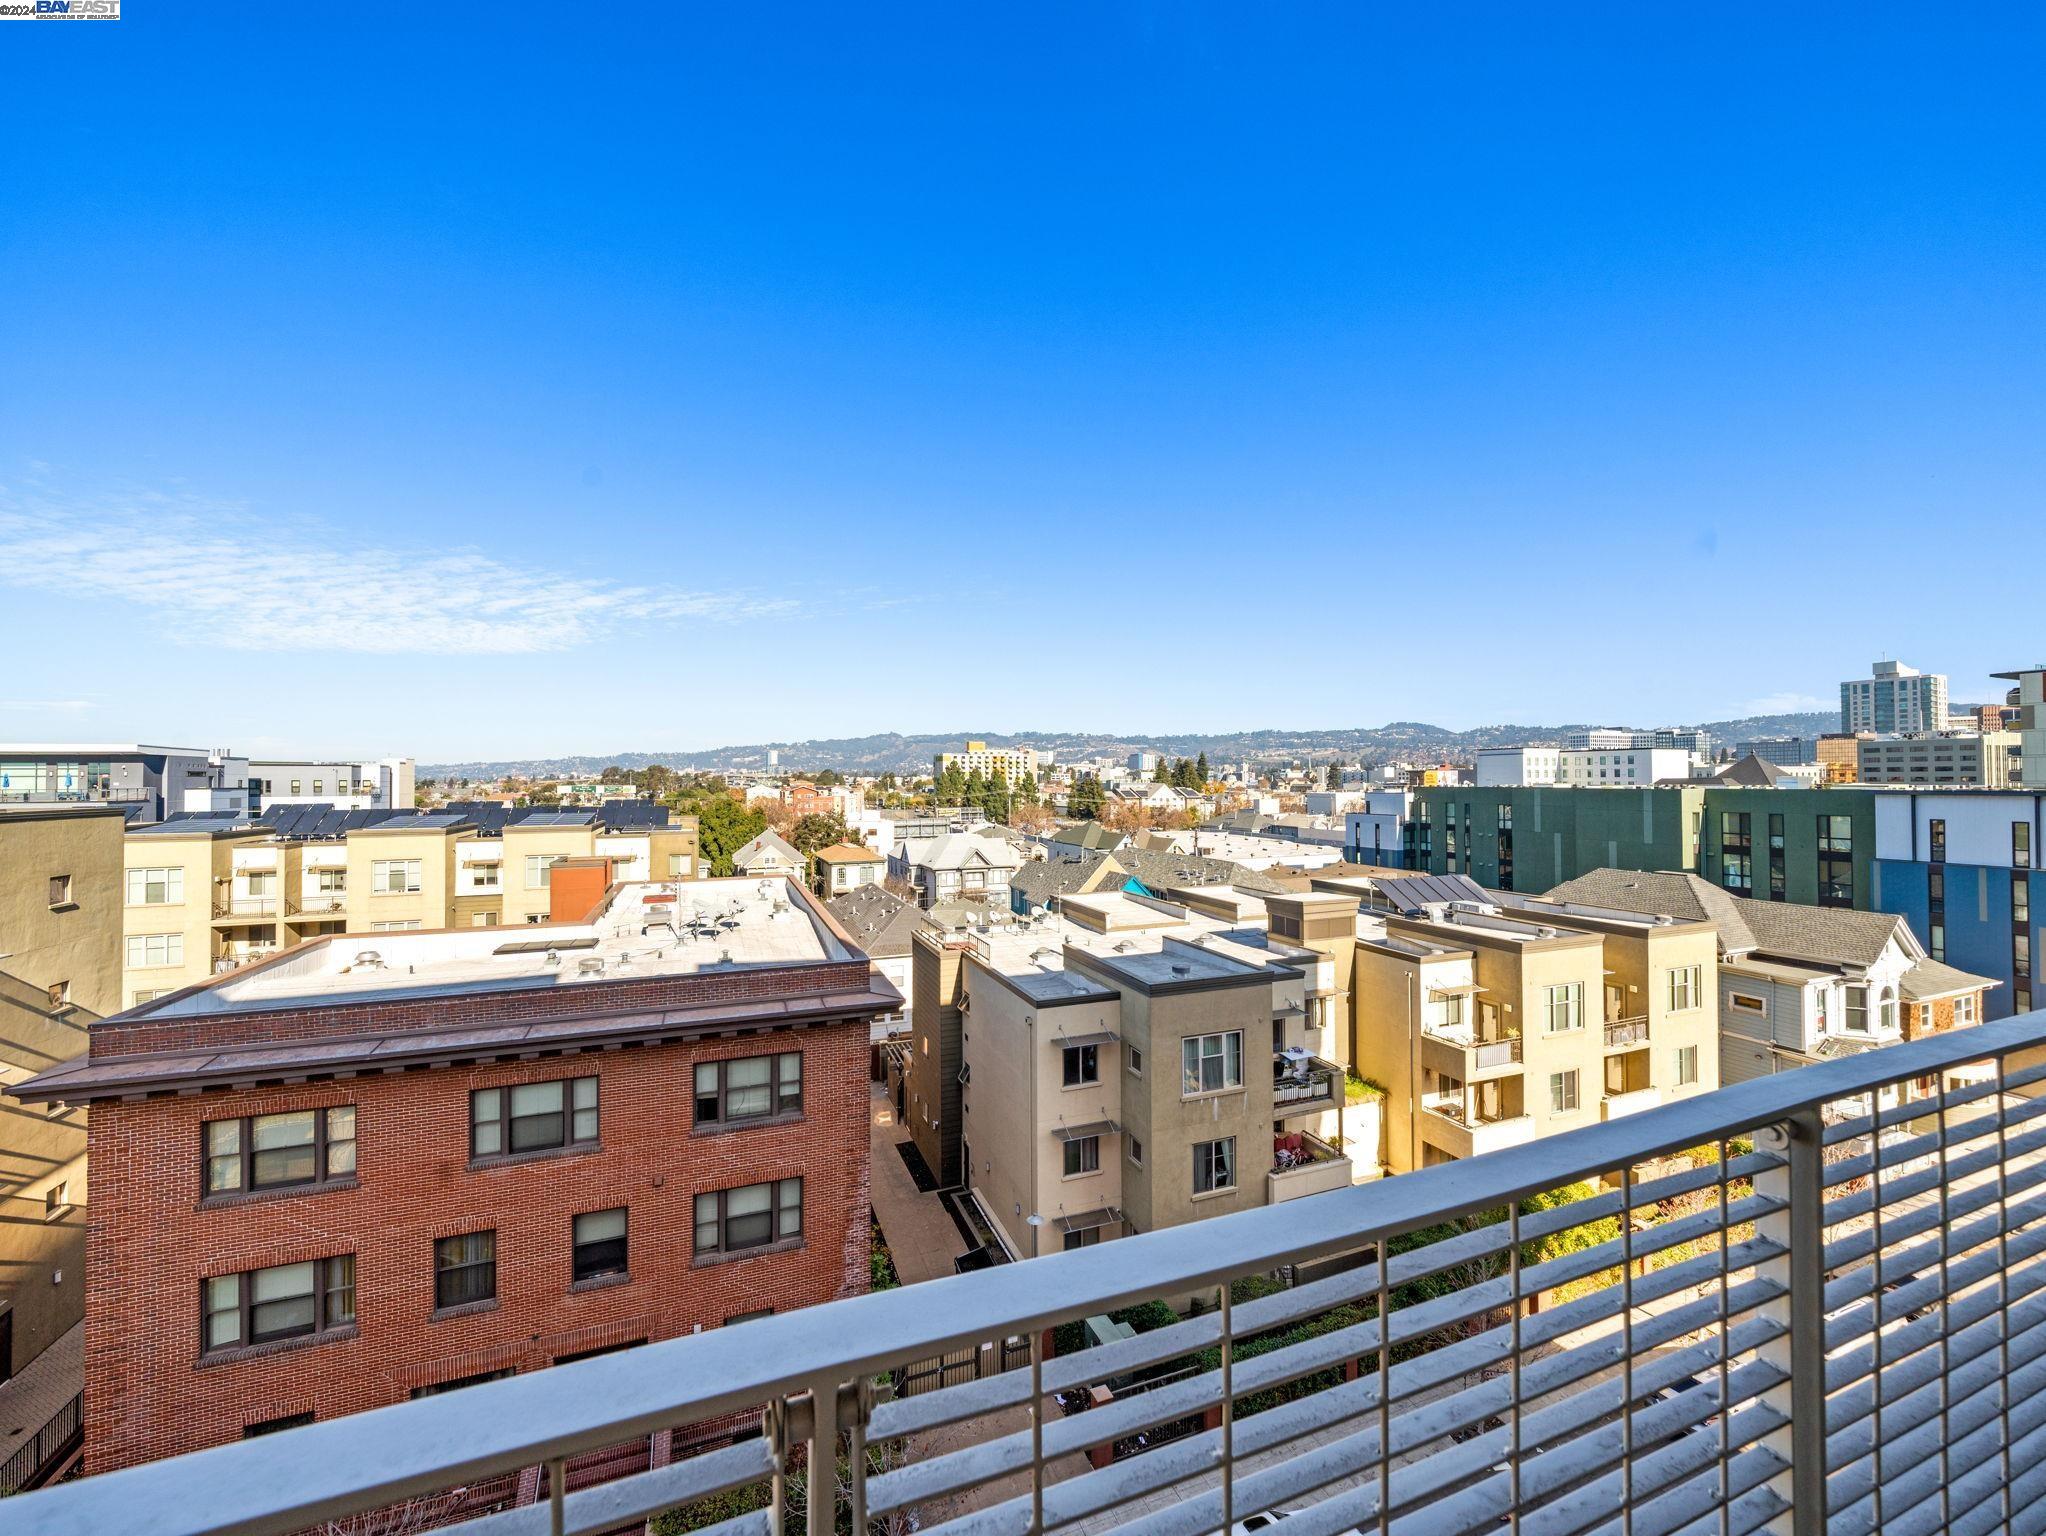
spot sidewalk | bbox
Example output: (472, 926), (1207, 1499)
(869, 1081), (972, 1284)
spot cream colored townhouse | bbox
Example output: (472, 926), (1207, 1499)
(1345, 873), (1718, 1171)
(924, 887), (1363, 1260)
(116, 807), (702, 1002)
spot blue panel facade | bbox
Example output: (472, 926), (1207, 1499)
(1875, 858), (2038, 1021)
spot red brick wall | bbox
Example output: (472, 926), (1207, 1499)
(82, 1018), (873, 1473)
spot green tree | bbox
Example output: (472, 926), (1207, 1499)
(937, 762), (966, 805)
(963, 767), (987, 814)
(1173, 757), (1200, 790)
(1016, 770), (1038, 806)
(599, 764), (630, 783)
(697, 797), (769, 877)
(791, 812), (851, 853)
(1152, 759), (1171, 784)
(986, 768), (1011, 823)
(1195, 751), (1210, 784)
(1068, 773), (1105, 820)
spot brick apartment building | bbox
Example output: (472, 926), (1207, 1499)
(19, 876), (896, 1477)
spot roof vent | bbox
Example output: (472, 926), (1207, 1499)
(1171, 962), (1192, 978)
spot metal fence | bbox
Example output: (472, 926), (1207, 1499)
(16, 1013), (2046, 1536)
(1, 1390), (82, 1495)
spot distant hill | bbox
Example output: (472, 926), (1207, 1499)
(422, 712), (1841, 780)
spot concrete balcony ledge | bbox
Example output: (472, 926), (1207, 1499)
(1419, 1103), (1536, 1158)
(1421, 1029), (1523, 1080)
(1602, 1086), (1661, 1120)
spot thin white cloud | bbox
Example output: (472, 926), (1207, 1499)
(0, 477), (797, 655)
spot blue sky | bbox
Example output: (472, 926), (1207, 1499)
(3, 5), (2042, 760)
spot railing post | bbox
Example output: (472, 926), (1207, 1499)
(1754, 1110), (1826, 1536)
(806, 1376), (842, 1536)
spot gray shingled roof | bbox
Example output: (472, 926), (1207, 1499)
(1011, 855), (1117, 908)
(1542, 868), (1918, 970)
(1115, 846), (1287, 896)
(823, 884), (922, 958)
(733, 829), (802, 866)
(1901, 958), (1998, 1001)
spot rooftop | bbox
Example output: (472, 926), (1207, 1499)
(20, 879), (892, 1105)
(813, 842), (886, 863)
(149, 878), (852, 1020)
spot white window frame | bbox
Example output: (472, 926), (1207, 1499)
(1180, 1031), (1245, 1097)
(524, 854), (556, 890)
(1192, 1135), (1237, 1195)
(126, 866), (185, 906)
(1666, 965), (1701, 1013)
(1673, 1044), (1699, 1086)
(1544, 983), (1584, 1034)
(372, 859), (422, 895)
(1549, 1069), (1579, 1114)
(126, 932), (186, 969)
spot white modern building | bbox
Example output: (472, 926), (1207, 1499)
(250, 757), (416, 810)
(1563, 727), (1713, 755)
(1996, 663), (2046, 787)
(1556, 747), (1701, 786)
(0, 743), (250, 823)
(1841, 658), (1948, 735)
(1855, 732), (2018, 789)
(1343, 789), (1414, 867)
(1475, 746), (1562, 786)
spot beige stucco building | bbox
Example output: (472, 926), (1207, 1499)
(117, 809), (700, 1007)
(1342, 875), (1720, 1170)
(927, 888), (1359, 1259)
(0, 805), (121, 1378)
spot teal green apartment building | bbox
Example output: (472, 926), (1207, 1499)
(1410, 785), (1877, 910)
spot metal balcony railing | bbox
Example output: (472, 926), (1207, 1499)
(1421, 1025), (1525, 1069)
(210, 895), (291, 920)
(1604, 1014), (1650, 1048)
(1272, 1059), (1340, 1108)
(18, 1013), (2046, 1536)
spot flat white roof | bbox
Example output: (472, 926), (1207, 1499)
(0, 743), (219, 755)
(147, 878), (855, 1019)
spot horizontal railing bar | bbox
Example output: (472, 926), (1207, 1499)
(1826, 1296), (2046, 1479)
(1817, 1052), (2046, 1146)
(1381, 1289), (1786, 1471)
(1818, 1157), (2046, 1288)
(1822, 1183), (2046, 1360)
(1510, 1399), (1792, 1536)
(1821, 1083), (2046, 1189)
(1380, 1339), (1788, 1524)
(1825, 1374), (2046, 1536)
(881, 1149), (1780, 1445)
(1825, 1055), (2046, 1145)
(1404, 1392), (1788, 1536)
(1825, 1252), (2046, 1437)
(871, 1211), (1786, 1518)
(918, 1261), (1790, 1536)
(1821, 1103), (2046, 1221)
(1607, 1448), (1792, 1536)
(19, 1012), (2046, 1536)
(440, 1439), (776, 1536)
